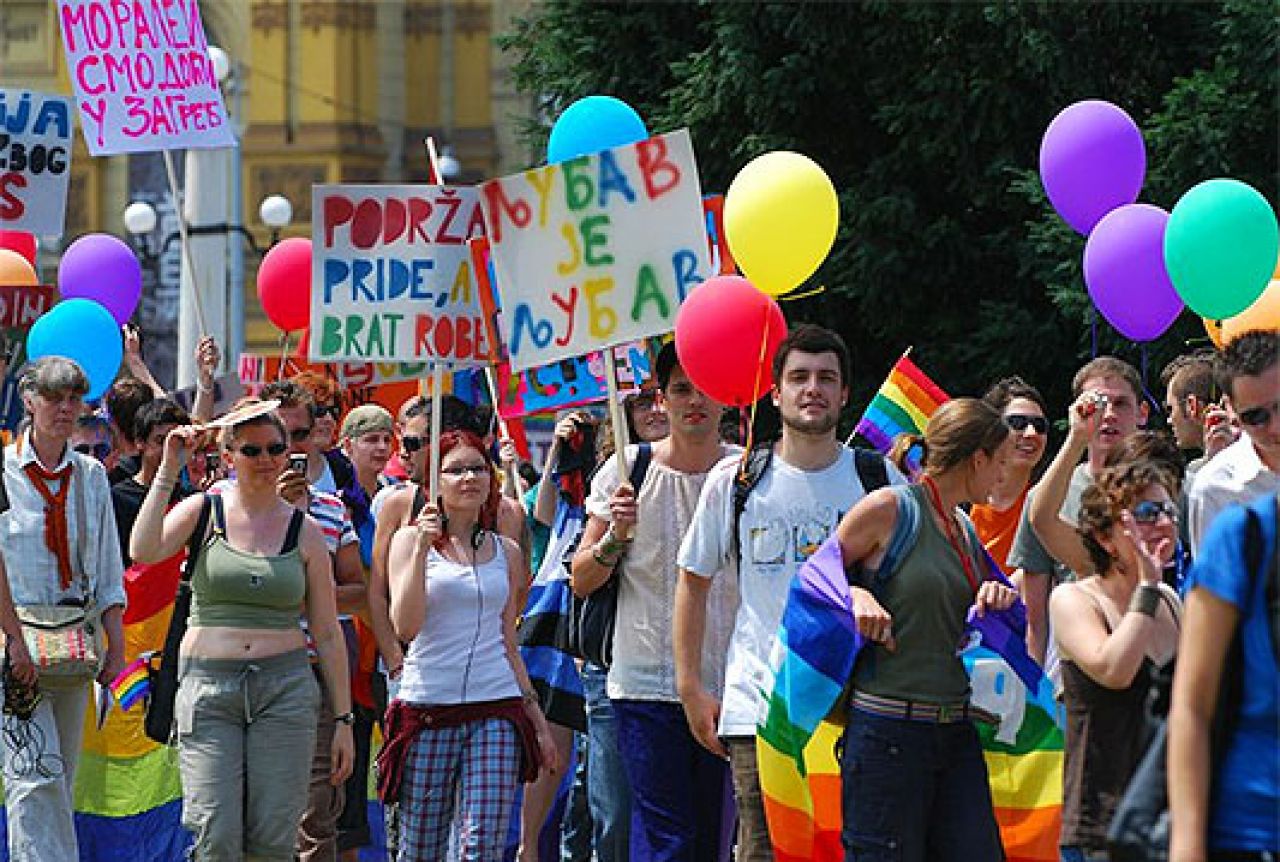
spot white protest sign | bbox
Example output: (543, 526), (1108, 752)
(0, 90), (74, 236)
(57, 0), (235, 155)
(310, 184), (494, 366)
(480, 129), (710, 372)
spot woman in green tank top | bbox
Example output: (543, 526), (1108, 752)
(831, 398), (1019, 862)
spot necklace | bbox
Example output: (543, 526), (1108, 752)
(920, 475), (981, 593)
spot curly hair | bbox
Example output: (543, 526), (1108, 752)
(1104, 430), (1185, 491)
(1076, 462), (1178, 575)
(291, 370), (343, 412)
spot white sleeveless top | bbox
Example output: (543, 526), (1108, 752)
(398, 537), (522, 705)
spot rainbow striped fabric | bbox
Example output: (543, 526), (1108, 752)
(854, 351), (949, 455)
(109, 657), (152, 712)
(757, 535), (1064, 862)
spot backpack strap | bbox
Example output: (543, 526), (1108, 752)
(853, 447), (891, 494)
(731, 443), (774, 561)
(628, 442), (653, 490)
(409, 482), (427, 522)
(209, 493), (227, 539)
(181, 494), (213, 584)
(280, 508), (306, 554)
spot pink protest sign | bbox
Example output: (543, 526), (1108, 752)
(57, 0), (235, 155)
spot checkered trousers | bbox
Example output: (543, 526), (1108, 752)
(398, 717), (521, 861)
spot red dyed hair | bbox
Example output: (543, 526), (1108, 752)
(436, 430), (500, 531)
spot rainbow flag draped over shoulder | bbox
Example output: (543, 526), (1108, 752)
(757, 535), (1064, 862)
(853, 350), (949, 455)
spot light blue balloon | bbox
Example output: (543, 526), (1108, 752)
(27, 299), (123, 401)
(547, 96), (648, 164)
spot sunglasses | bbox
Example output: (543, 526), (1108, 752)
(1131, 500), (1178, 525)
(73, 442), (111, 459)
(314, 404), (342, 420)
(441, 464), (489, 478)
(402, 435), (426, 453)
(237, 442), (288, 459)
(1237, 401), (1278, 429)
(1005, 414), (1048, 434)
(287, 426), (314, 443)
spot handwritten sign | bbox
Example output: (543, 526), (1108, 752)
(480, 129), (710, 372)
(310, 184), (494, 366)
(0, 284), (56, 329)
(496, 342), (651, 420)
(57, 0), (234, 155)
(238, 352), (431, 389)
(0, 91), (74, 235)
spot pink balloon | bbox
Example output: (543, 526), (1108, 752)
(675, 276), (787, 406)
(1083, 204), (1183, 341)
(257, 238), (312, 332)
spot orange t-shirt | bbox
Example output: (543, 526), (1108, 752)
(970, 487), (1029, 575)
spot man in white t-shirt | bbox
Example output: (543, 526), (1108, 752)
(674, 325), (904, 862)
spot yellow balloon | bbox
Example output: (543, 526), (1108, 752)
(1221, 278), (1280, 344)
(0, 249), (37, 286)
(724, 151), (838, 297)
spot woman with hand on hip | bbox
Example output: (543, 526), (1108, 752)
(380, 430), (555, 861)
(131, 405), (354, 860)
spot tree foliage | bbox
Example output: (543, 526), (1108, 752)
(500, 1), (1278, 418)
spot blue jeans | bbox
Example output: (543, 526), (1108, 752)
(840, 709), (1002, 862)
(583, 663), (632, 862)
(613, 698), (734, 862)
(560, 732), (593, 862)
(1060, 848), (1109, 862)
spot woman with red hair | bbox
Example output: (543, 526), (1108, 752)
(380, 431), (555, 860)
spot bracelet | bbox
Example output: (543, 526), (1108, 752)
(334, 710), (356, 726)
(521, 689), (538, 705)
(1128, 584), (1160, 618)
(592, 548), (621, 569)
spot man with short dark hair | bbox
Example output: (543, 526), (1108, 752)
(1187, 329), (1280, 553)
(674, 325), (904, 861)
(111, 398), (191, 565)
(1161, 350), (1237, 486)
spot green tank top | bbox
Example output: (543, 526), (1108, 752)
(188, 500), (308, 631)
(852, 483), (980, 703)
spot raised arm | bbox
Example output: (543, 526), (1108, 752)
(1027, 393), (1094, 577)
(130, 427), (208, 563)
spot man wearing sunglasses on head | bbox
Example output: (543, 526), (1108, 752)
(1186, 329), (1280, 555)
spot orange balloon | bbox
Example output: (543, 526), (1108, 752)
(1221, 278), (1280, 344)
(0, 249), (37, 286)
(1203, 316), (1226, 349)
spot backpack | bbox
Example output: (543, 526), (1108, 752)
(731, 443), (891, 560)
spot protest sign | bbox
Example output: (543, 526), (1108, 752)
(495, 341), (652, 420)
(238, 352), (431, 390)
(480, 129), (710, 372)
(57, 0), (234, 155)
(0, 284), (56, 330)
(0, 90), (74, 236)
(310, 184), (495, 366)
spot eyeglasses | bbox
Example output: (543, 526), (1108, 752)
(236, 442), (288, 459)
(314, 404), (342, 420)
(1237, 401), (1278, 429)
(1005, 414), (1048, 434)
(627, 393), (659, 411)
(1131, 500), (1178, 525)
(287, 426), (314, 443)
(441, 464), (489, 478)
(73, 442), (111, 459)
(402, 435), (426, 453)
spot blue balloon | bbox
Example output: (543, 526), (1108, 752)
(27, 299), (123, 401)
(547, 96), (648, 164)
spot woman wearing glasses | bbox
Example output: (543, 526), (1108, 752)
(380, 429), (554, 861)
(1048, 460), (1181, 862)
(131, 405), (354, 860)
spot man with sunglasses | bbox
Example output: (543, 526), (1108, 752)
(1187, 329), (1280, 554)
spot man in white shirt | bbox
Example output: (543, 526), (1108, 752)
(674, 325), (904, 862)
(1187, 329), (1280, 553)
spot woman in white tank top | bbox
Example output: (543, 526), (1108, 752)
(381, 430), (555, 861)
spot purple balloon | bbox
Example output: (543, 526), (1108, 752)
(1083, 204), (1183, 342)
(57, 233), (141, 325)
(1040, 100), (1146, 235)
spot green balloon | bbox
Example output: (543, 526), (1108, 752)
(1165, 179), (1279, 320)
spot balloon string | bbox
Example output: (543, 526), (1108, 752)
(1089, 307), (1098, 359)
(738, 309), (771, 481)
(277, 331), (291, 381)
(780, 284), (826, 302)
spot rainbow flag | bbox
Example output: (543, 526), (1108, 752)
(853, 350), (949, 455)
(757, 535), (1063, 862)
(109, 656), (152, 712)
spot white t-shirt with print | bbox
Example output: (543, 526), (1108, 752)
(678, 446), (905, 736)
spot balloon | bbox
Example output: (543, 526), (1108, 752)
(1203, 317), (1226, 350)
(257, 237), (313, 332)
(674, 275), (787, 406)
(0, 249), (38, 286)
(1082, 204), (1182, 341)
(0, 231), (37, 267)
(57, 233), (142, 325)
(723, 151), (838, 297)
(1039, 100), (1146, 235)
(1221, 276), (1280, 345)
(547, 96), (648, 164)
(26, 299), (123, 401)
(1165, 179), (1279, 320)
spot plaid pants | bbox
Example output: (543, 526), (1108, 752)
(398, 717), (520, 861)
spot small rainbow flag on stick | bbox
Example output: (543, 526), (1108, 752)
(109, 656), (152, 712)
(850, 348), (949, 455)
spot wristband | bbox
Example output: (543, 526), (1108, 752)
(1128, 584), (1160, 618)
(334, 711), (356, 726)
(593, 547), (621, 569)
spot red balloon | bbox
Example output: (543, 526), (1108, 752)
(675, 275), (787, 406)
(0, 231), (37, 267)
(256, 237), (312, 332)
